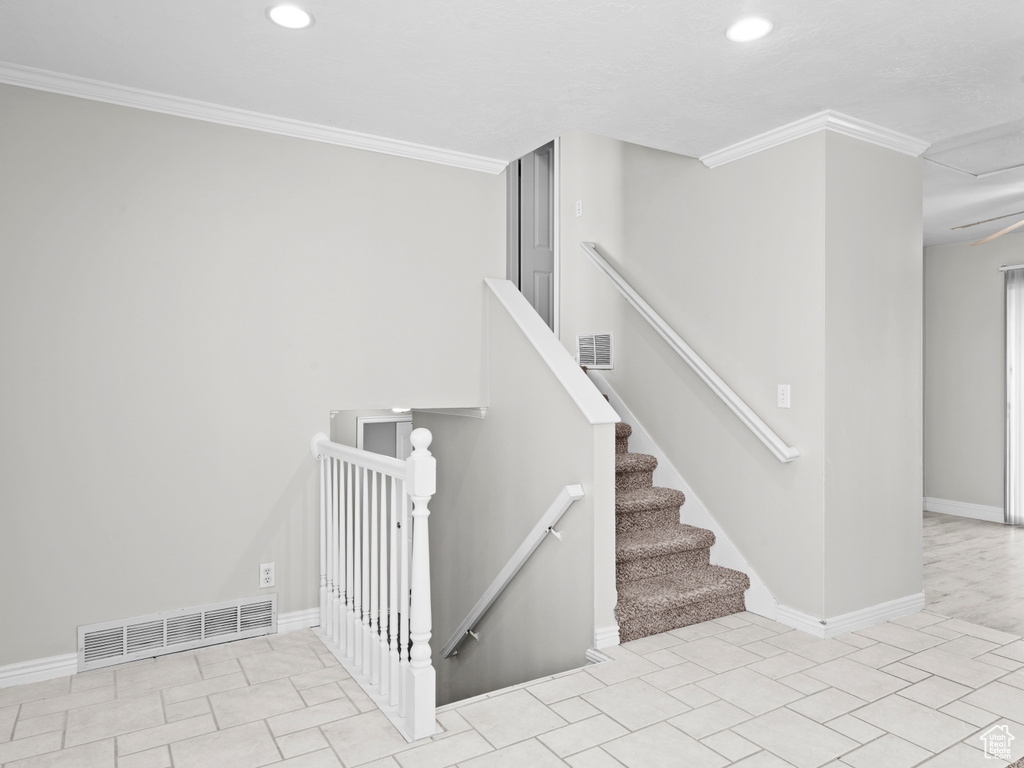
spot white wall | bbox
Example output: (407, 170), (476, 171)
(559, 130), (923, 620)
(924, 232), (1021, 509)
(822, 133), (923, 616)
(415, 282), (616, 705)
(0, 84), (505, 666)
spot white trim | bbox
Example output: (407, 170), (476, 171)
(777, 593), (926, 639)
(0, 61), (506, 175)
(1000, 264), (1024, 272)
(586, 648), (614, 665)
(278, 608), (320, 633)
(356, 414), (413, 452)
(699, 110), (931, 169)
(0, 653), (78, 689)
(924, 497), (1004, 524)
(593, 625), (620, 650)
(485, 278), (620, 426)
(588, 371), (778, 621)
(552, 136), (562, 339)
(414, 408), (488, 419)
(0, 607), (322, 689)
(580, 242), (798, 462)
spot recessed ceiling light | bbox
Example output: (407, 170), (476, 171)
(267, 4), (314, 30)
(726, 16), (773, 42)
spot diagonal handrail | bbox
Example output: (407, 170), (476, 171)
(579, 241), (799, 463)
(440, 484), (584, 659)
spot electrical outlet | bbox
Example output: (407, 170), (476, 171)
(575, 200), (583, 217)
(260, 562), (275, 588)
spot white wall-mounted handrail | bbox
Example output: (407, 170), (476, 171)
(579, 241), (799, 463)
(440, 484), (584, 659)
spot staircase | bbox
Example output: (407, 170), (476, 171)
(614, 422), (750, 642)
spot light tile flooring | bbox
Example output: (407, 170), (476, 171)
(3, 610), (1024, 767)
(923, 510), (1024, 635)
(2, 512), (1023, 768)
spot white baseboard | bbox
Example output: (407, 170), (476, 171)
(587, 371), (778, 622)
(0, 653), (78, 689)
(593, 625), (620, 649)
(0, 608), (321, 689)
(278, 608), (320, 634)
(924, 497), (1003, 524)
(778, 592), (926, 639)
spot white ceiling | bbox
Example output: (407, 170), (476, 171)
(1, 0), (1022, 246)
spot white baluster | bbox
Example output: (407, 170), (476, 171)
(377, 474), (389, 697)
(361, 466), (371, 674)
(399, 479), (410, 717)
(318, 451), (327, 635)
(332, 458), (342, 646)
(386, 475), (398, 703)
(404, 428), (436, 740)
(345, 462), (355, 658)
(369, 470), (380, 684)
(327, 460), (335, 647)
(353, 465), (363, 667)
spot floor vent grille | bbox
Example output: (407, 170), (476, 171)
(78, 595), (277, 672)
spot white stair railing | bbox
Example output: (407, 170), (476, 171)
(310, 428), (436, 741)
(580, 241), (799, 463)
(440, 484), (584, 659)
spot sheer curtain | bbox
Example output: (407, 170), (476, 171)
(1005, 267), (1024, 525)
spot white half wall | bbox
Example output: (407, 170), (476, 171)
(415, 281), (617, 706)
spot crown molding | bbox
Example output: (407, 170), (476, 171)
(0, 61), (507, 175)
(700, 110), (931, 169)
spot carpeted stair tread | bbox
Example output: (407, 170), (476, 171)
(615, 422), (632, 439)
(615, 452), (657, 473)
(616, 525), (714, 562)
(616, 566), (750, 620)
(616, 487), (686, 515)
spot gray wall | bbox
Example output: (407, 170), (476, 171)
(0, 84), (504, 666)
(416, 284), (615, 705)
(559, 131), (923, 620)
(924, 233), (1021, 509)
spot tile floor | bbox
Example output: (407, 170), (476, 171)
(2, 511), (1022, 768)
(2, 609), (1024, 767)
(923, 510), (1024, 635)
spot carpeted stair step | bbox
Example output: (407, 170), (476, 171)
(615, 422), (632, 454)
(616, 525), (714, 583)
(616, 452), (657, 492)
(615, 487), (686, 534)
(616, 566), (751, 642)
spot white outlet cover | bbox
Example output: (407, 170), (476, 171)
(259, 562), (275, 588)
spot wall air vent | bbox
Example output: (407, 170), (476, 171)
(77, 595), (277, 672)
(577, 333), (613, 369)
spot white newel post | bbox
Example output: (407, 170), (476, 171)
(404, 428), (436, 740)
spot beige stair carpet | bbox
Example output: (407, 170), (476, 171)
(614, 422), (750, 642)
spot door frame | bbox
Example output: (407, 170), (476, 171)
(356, 414), (413, 458)
(506, 137), (560, 337)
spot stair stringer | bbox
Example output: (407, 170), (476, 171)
(587, 370), (778, 621)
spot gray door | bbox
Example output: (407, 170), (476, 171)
(509, 141), (555, 329)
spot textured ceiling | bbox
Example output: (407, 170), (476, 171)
(1, 0), (1023, 245)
